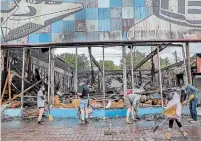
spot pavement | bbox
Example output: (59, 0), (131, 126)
(1, 117), (201, 141)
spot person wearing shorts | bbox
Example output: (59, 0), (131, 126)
(37, 85), (46, 125)
(124, 94), (146, 124)
(77, 81), (89, 124)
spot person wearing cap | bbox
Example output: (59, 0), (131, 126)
(183, 84), (198, 123)
(124, 93), (146, 124)
(77, 80), (90, 124)
(37, 85), (46, 125)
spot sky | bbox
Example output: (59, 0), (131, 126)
(55, 43), (201, 66)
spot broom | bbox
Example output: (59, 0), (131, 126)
(48, 104), (54, 121)
(153, 95), (194, 132)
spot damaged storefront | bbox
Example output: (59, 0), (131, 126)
(1, 43), (198, 120)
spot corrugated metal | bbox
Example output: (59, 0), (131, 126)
(98, 19), (110, 31)
(86, 0), (98, 8)
(75, 21), (86, 32)
(75, 32), (87, 41)
(85, 8), (98, 20)
(122, 7), (134, 19)
(110, 19), (122, 31)
(122, 19), (134, 31)
(98, 8), (110, 20)
(1, 0), (201, 43)
(122, 0), (133, 7)
(110, 31), (122, 40)
(87, 32), (99, 41)
(110, 8), (122, 18)
(99, 32), (110, 41)
(86, 20), (98, 32)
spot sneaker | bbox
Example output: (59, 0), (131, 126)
(126, 120), (133, 124)
(38, 121), (44, 125)
(165, 132), (171, 140)
(131, 118), (138, 122)
(85, 119), (89, 124)
(190, 120), (197, 124)
(80, 120), (86, 125)
(188, 118), (193, 121)
(182, 131), (188, 137)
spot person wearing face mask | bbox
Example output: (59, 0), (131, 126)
(165, 92), (188, 140)
(37, 84), (46, 125)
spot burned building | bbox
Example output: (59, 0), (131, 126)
(1, 49), (74, 107)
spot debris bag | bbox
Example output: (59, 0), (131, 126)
(72, 99), (80, 108)
(111, 99), (124, 108)
(89, 100), (103, 108)
(54, 96), (60, 105)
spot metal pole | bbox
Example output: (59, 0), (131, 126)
(48, 47), (51, 103)
(51, 49), (55, 104)
(0, 48), (2, 97)
(182, 45), (188, 85)
(186, 43), (192, 84)
(157, 46), (163, 107)
(131, 46), (134, 93)
(21, 48), (25, 114)
(75, 47), (78, 92)
(122, 46), (127, 100)
(103, 47), (105, 109)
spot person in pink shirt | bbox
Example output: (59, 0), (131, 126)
(165, 92), (188, 140)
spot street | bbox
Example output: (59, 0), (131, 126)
(1, 117), (201, 141)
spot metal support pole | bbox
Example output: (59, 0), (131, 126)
(182, 45), (188, 85)
(48, 47), (51, 103)
(130, 46), (134, 92)
(186, 43), (192, 84)
(0, 48), (2, 96)
(102, 47), (105, 109)
(122, 46), (127, 100)
(21, 48), (25, 114)
(157, 46), (163, 107)
(51, 49), (55, 104)
(75, 47), (78, 92)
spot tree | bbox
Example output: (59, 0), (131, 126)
(160, 57), (170, 68)
(120, 50), (170, 70)
(58, 53), (90, 71)
(120, 50), (151, 69)
(98, 60), (120, 70)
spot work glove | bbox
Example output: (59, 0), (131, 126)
(182, 101), (187, 105)
(134, 106), (138, 111)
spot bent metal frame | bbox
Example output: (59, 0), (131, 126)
(1, 39), (200, 114)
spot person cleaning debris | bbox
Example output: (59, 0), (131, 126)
(37, 84), (46, 125)
(124, 93), (146, 124)
(165, 92), (188, 140)
(184, 84), (198, 124)
(77, 80), (90, 125)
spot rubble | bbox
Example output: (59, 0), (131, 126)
(1, 48), (199, 123)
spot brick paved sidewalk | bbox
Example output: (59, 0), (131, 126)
(1, 118), (201, 141)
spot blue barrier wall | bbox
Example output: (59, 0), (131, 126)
(3, 107), (191, 118)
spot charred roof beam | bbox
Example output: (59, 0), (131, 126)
(131, 46), (168, 72)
